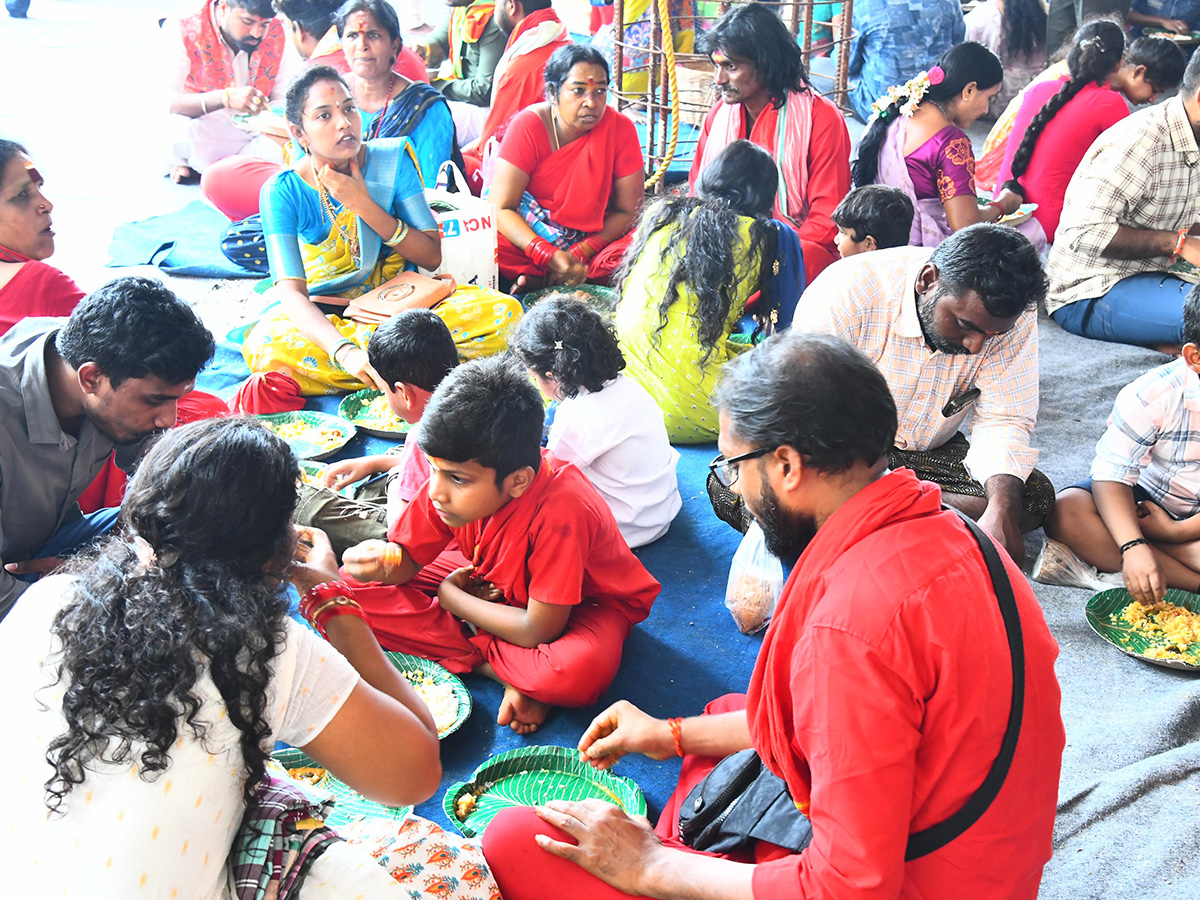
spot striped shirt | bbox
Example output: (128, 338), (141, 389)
(1045, 97), (1200, 314)
(1091, 357), (1200, 518)
(796, 247), (1039, 483)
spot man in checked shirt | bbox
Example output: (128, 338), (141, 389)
(794, 223), (1050, 563)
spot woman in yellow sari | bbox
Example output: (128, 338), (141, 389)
(243, 65), (521, 394)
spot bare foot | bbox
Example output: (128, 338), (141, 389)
(496, 685), (549, 735)
(170, 165), (199, 184)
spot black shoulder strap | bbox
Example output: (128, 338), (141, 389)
(904, 510), (1026, 861)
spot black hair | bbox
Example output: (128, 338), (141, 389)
(544, 44), (610, 100)
(1001, 0), (1046, 60)
(366, 308), (459, 392)
(928, 223), (1046, 318)
(519, 0), (553, 12)
(509, 295), (625, 398)
(55, 277), (215, 388)
(832, 185), (914, 250)
(284, 64), (349, 127)
(229, 0), (278, 19)
(617, 140), (779, 363)
(715, 332), (897, 474)
(1127, 35), (1187, 92)
(44, 418), (300, 815)
(0, 138), (29, 177)
(1185, 284), (1200, 346)
(334, 0), (400, 41)
(853, 42), (1003, 188)
(1004, 19), (1125, 195)
(697, 2), (809, 107)
(419, 355), (544, 484)
(273, 0), (341, 38)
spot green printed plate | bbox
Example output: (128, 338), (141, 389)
(443, 745), (647, 838)
(1169, 258), (1200, 284)
(386, 651), (472, 738)
(338, 388), (412, 439)
(522, 284), (620, 318)
(271, 747), (413, 829)
(1086, 587), (1200, 671)
(256, 410), (356, 460)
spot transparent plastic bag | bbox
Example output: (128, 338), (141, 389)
(725, 522), (785, 634)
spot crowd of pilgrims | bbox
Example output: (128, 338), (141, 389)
(7, 0), (1200, 896)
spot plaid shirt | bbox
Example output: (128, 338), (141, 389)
(1045, 97), (1200, 314)
(796, 247), (1040, 483)
(1091, 357), (1200, 518)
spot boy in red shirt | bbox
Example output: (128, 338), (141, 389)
(343, 356), (661, 733)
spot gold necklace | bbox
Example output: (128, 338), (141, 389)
(313, 164), (360, 260)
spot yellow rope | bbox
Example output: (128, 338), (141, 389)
(643, 0), (680, 190)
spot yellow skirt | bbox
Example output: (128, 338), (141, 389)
(243, 286), (524, 396)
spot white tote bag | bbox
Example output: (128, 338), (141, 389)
(418, 162), (500, 290)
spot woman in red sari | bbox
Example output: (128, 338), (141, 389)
(0, 140), (84, 335)
(490, 44), (644, 290)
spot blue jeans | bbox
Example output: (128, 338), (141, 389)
(13, 508), (121, 583)
(1051, 272), (1192, 347)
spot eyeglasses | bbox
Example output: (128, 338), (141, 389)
(708, 447), (772, 488)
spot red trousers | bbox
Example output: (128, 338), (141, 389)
(481, 694), (795, 900)
(349, 565), (634, 707)
(201, 156), (281, 220)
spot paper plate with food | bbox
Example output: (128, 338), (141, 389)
(386, 651), (472, 738)
(1086, 587), (1200, 671)
(339, 388), (413, 439)
(256, 410), (356, 460)
(443, 745), (647, 838)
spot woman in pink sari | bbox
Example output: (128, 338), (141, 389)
(490, 44), (644, 290)
(852, 42), (1039, 250)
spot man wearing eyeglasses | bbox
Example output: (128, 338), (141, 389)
(792, 222), (1053, 564)
(481, 331), (1065, 900)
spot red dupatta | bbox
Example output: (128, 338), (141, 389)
(745, 469), (942, 810)
(180, 0), (286, 96)
(0, 257), (84, 336)
(529, 107), (625, 234)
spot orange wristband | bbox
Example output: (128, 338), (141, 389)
(1172, 228), (1189, 263)
(668, 717), (684, 757)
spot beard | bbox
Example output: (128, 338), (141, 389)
(236, 35), (263, 53)
(916, 288), (972, 356)
(750, 478), (818, 565)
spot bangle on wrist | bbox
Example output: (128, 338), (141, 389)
(1119, 538), (1149, 554)
(526, 238), (555, 270)
(299, 581), (368, 636)
(385, 219), (410, 247)
(668, 717), (684, 757)
(1171, 228), (1189, 263)
(200, 93), (210, 115)
(223, 87), (232, 109)
(330, 338), (357, 366)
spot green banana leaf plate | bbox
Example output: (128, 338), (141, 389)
(256, 410), (356, 460)
(443, 745), (647, 838)
(1086, 587), (1200, 671)
(386, 651), (472, 738)
(338, 388), (412, 439)
(271, 747), (413, 829)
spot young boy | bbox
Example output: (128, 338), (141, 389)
(342, 356), (661, 734)
(831, 185), (914, 258)
(1040, 286), (1200, 600)
(294, 310), (460, 556)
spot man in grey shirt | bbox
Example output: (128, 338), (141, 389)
(0, 276), (214, 619)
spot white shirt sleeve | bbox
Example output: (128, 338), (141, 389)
(161, 17), (192, 111)
(274, 619), (361, 748)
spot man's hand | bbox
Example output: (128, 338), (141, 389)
(1176, 235), (1200, 267)
(225, 85), (269, 114)
(1137, 501), (1187, 543)
(289, 526), (340, 594)
(4, 556), (64, 579)
(1163, 16), (1191, 33)
(977, 501), (1025, 565)
(325, 456), (386, 491)
(534, 799), (664, 896)
(578, 700), (676, 770)
(1122, 543), (1166, 603)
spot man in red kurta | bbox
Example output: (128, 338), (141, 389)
(480, 332), (1065, 900)
(343, 356), (660, 734)
(460, 0), (572, 192)
(688, 4), (851, 282)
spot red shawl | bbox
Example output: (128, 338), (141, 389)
(180, 0), (286, 96)
(0, 259), (84, 336)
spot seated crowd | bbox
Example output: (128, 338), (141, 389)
(9, 0), (1200, 896)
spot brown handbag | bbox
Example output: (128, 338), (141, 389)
(344, 272), (457, 325)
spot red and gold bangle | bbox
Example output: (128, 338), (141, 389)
(583, 235), (606, 255)
(382, 543), (404, 575)
(568, 242), (593, 263)
(526, 238), (556, 270)
(1171, 227), (1189, 263)
(668, 717), (684, 757)
(299, 581), (368, 636)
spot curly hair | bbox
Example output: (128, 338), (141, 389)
(509, 295), (625, 398)
(43, 418), (300, 816)
(853, 42), (1003, 188)
(1004, 19), (1124, 195)
(617, 140), (778, 364)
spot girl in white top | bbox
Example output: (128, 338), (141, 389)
(1, 417), (442, 899)
(510, 295), (682, 547)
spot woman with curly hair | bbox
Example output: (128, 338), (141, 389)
(853, 41), (1037, 248)
(614, 140), (802, 445)
(509, 295), (681, 547)
(3, 417), (442, 897)
(996, 22), (1185, 242)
